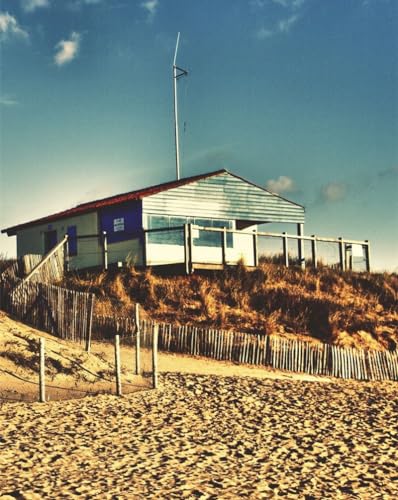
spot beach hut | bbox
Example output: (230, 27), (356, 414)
(2, 169), (305, 271)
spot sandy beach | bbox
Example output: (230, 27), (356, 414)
(1, 368), (397, 499)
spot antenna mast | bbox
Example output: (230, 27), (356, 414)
(173, 32), (188, 180)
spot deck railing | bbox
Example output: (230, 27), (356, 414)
(144, 224), (370, 273)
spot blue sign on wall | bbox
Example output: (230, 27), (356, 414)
(100, 202), (142, 244)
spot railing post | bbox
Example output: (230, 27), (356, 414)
(221, 227), (227, 266)
(364, 240), (371, 272)
(297, 223), (305, 269)
(102, 231), (108, 271)
(184, 224), (193, 274)
(135, 303), (141, 375)
(282, 232), (289, 268)
(311, 235), (317, 269)
(184, 224), (190, 275)
(39, 338), (46, 403)
(64, 234), (70, 273)
(338, 237), (345, 271)
(142, 231), (147, 268)
(253, 231), (258, 267)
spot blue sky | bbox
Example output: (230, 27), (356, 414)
(0, 0), (397, 271)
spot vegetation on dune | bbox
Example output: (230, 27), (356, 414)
(62, 262), (398, 350)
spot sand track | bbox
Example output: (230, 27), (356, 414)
(1, 373), (397, 499)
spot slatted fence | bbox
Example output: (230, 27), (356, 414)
(7, 282), (95, 345)
(92, 316), (398, 382)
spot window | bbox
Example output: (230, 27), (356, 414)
(146, 214), (233, 247)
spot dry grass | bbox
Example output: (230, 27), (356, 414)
(61, 262), (398, 351)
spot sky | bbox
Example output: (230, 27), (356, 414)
(0, 0), (397, 271)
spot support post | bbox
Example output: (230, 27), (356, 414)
(152, 323), (159, 389)
(102, 231), (108, 271)
(142, 231), (148, 268)
(253, 231), (258, 267)
(221, 228), (227, 266)
(311, 235), (317, 269)
(297, 223), (305, 269)
(282, 232), (289, 268)
(364, 240), (371, 272)
(39, 338), (46, 403)
(114, 334), (122, 396)
(338, 237), (345, 271)
(135, 303), (141, 375)
(184, 224), (190, 275)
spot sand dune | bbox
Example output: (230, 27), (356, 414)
(1, 371), (397, 498)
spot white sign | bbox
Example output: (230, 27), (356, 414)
(113, 217), (125, 232)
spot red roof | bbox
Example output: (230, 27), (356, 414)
(2, 170), (227, 236)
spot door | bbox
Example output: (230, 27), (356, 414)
(44, 230), (57, 254)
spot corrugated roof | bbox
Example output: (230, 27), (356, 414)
(2, 170), (227, 235)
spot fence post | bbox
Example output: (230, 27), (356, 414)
(102, 231), (108, 271)
(222, 228), (227, 266)
(297, 223), (305, 269)
(135, 303), (141, 375)
(311, 235), (317, 269)
(338, 238), (345, 271)
(39, 338), (46, 403)
(85, 293), (94, 353)
(152, 323), (159, 389)
(364, 241), (371, 272)
(114, 334), (122, 396)
(282, 232), (289, 268)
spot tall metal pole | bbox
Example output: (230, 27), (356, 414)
(173, 32), (188, 181)
(173, 32), (181, 180)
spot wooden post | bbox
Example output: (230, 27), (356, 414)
(39, 338), (46, 403)
(338, 237), (345, 271)
(221, 228), (227, 266)
(102, 231), (108, 271)
(364, 241), (370, 272)
(188, 223), (193, 274)
(142, 231), (148, 268)
(135, 303), (141, 375)
(152, 323), (159, 389)
(282, 232), (289, 268)
(311, 235), (317, 269)
(114, 334), (122, 396)
(184, 224), (190, 275)
(64, 234), (70, 273)
(297, 223), (305, 269)
(85, 293), (94, 353)
(253, 231), (258, 267)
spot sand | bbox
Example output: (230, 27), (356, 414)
(1, 312), (397, 498)
(0, 372), (397, 498)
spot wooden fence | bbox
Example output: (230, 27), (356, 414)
(6, 281), (95, 346)
(23, 236), (67, 284)
(91, 315), (398, 382)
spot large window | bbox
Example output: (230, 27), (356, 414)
(147, 215), (233, 247)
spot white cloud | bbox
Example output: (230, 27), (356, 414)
(141, 0), (159, 21)
(257, 13), (299, 38)
(54, 32), (81, 66)
(0, 12), (29, 40)
(266, 176), (297, 194)
(320, 182), (347, 202)
(0, 95), (19, 106)
(21, 0), (50, 12)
